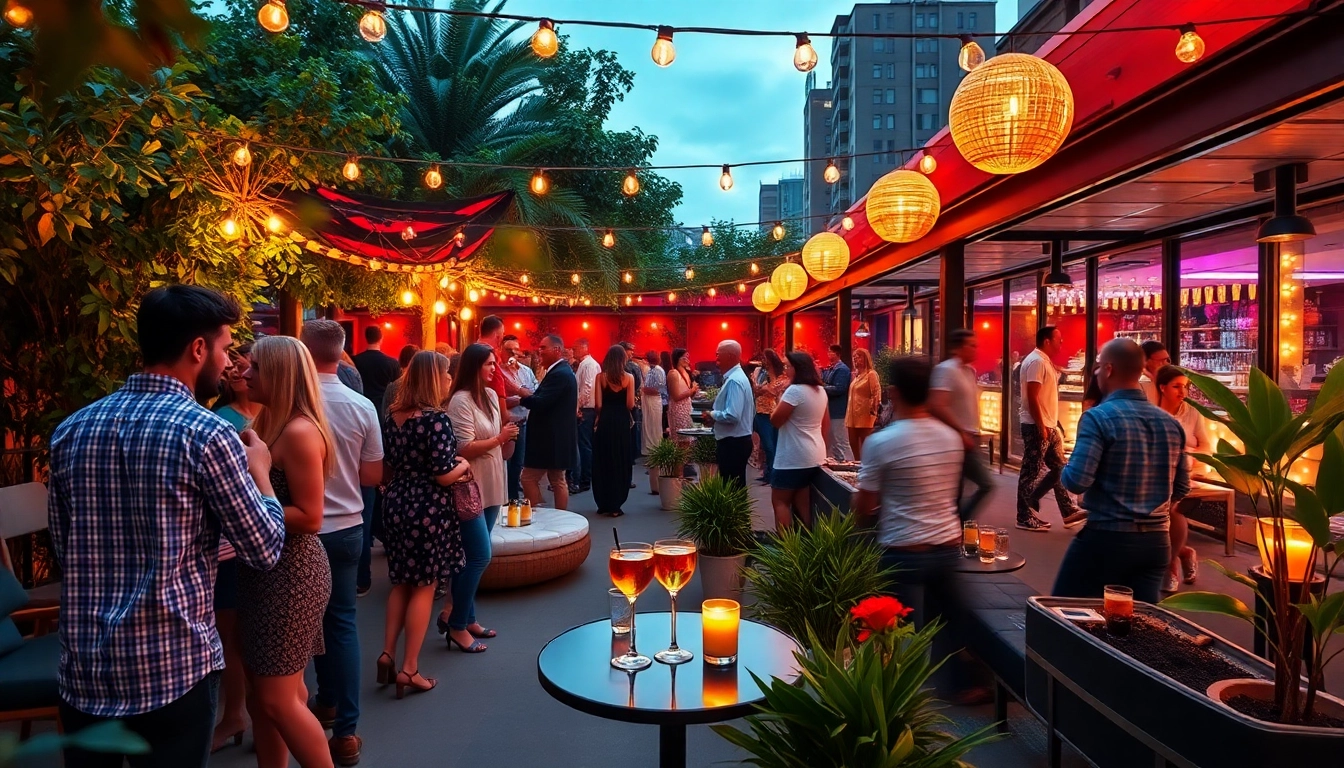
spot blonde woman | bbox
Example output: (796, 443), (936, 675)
(380, 352), (470, 698)
(239, 336), (335, 768)
(844, 348), (882, 461)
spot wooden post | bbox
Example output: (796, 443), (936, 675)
(278, 290), (302, 337)
(836, 288), (853, 362)
(417, 275), (436, 350)
(939, 241), (966, 359)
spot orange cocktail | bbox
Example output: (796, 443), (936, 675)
(653, 540), (698, 665)
(609, 543), (655, 670)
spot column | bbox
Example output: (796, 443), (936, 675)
(1162, 238), (1181, 363)
(939, 242), (967, 357)
(417, 275), (436, 349)
(784, 311), (795, 352)
(1085, 256), (1099, 378)
(277, 290), (302, 337)
(1259, 239), (1281, 378)
(836, 288), (853, 361)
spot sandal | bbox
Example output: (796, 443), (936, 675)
(395, 669), (437, 699)
(446, 632), (488, 653)
(468, 624), (497, 639)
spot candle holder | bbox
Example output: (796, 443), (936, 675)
(1255, 517), (1316, 582)
(702, 599), (740, 666)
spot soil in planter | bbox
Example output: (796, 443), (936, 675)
(1080, 615), (1255, 695)
(1225, 695), (1344, 729)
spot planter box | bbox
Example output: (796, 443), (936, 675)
(809, 467), (854, 518)
(1025, 597), (1344, 767)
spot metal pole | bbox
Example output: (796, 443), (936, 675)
(1162, 238), (1181, 363)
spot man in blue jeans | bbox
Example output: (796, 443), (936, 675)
(303, 321), (385, 766)
(570, 338), (600, 493)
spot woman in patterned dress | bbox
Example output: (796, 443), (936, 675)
(239, 335), (335, 768)
(379, 351), (471, 698)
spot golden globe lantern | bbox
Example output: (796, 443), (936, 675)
(948, 52), (1074, 175)
(752, 282), (780, 313)
(651, 26), (676, 67)
(1175, 24), (1205, 64)
(866, 169), (941, 243)
(770, 261), (807, 301)
(792, 34), (818, 73)
(342, 156), (361, 181)
(3, 1), (34, 28)
(801, 232), (850, 282)
(622, 171), (640, 196)
(531, 19), (559, 58)
(424, 165), (443, 190)
(257, 0), (288, 33)
(359, 10), (387, 43)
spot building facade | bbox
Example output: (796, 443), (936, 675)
(803, 71), (834, 235)
(758, 182), (780, 226)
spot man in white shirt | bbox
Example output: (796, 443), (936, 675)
(1139, 340), (1170, 405)
(701, 340), (755, 489)
(570, 338), (601, 494)
(301, 321), (384, 766)
(1016, 326), (1085, 532)
(930, 329), (994, 520)
(501, 334), (537, 500)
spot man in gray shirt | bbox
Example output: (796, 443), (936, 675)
(929, 329), (994, 519)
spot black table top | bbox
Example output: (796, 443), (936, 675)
(955, 551), (1026, 573)
(537, 612), (802, 726)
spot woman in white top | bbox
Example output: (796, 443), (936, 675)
(438, 343), (518, 651)
(1155, 364), (1210, 593)
(769, 350), (829, 530)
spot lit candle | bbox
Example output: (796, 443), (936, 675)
(507, 501), (521, 528)
(701, 665), (738, 708)
(702, 599), (740, 665)
(1256, 518), (1316, 582)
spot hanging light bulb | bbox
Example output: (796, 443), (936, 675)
(919, 154), (937, 175)
(583, 298), (592, 307)
(571, 272), (581, 285)
(219, 217), (241, 241)
(684, 267), (695, 280)
(424, 165), (442, 190)
(624, 295), (633, 306)
(623, 271), (633, 284)
(708, 287), (717, 298)
(257, 0), (288, 33)
(823, 159), (841, 184)
(602, 230), (615, 248)
(737, 282), (747, 293)
(231, 144), (252, 167)
(453, 230), (465, 246)
(439, 275), (450, 289)
(358, 8), (387, 42)
(719, 164), (734, 192)
(433, 299), (448, 315)
(400, 224), (416, 241)
(400, 290), (415, 306)
(636, 295), (643, 303)
(459, 306), (473, 321)
(447, 280), (458, 292)
(750, 262), (760, 275)
(771, 221), (786, 242)
(957, 35), (986, 72)
(468, 288), (480, 302)
(793, 33), (818, 72)
(651, 26), (676, 67)
(1175, 23), (1205, 64)
(342, 156), (361, 181)
(841, 215), (855, 231)
(520, 274), (530, 284)
(264, 214), (285, 234)
(701, 226), (713, 247)
(667, 292), (677, 302)
(3, 0), (33, 28)
(622, 170), (640, 196)
(530, 169), (549, 195)
(531, 19), (559, 58)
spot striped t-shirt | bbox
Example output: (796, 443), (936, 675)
(857, 417), (965, 548)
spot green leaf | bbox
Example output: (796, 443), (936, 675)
(1294, 592), (1344, 642)
(1283, 480), (1331, 548)
(1208, 558), (1260, 591)
(1192, 453), (1263, 497)
(1247, 367), (1292, 446)
(1182, 368), (1258, 448)
(1160, 591), (1255, 622)
(1316, 431), (1344, 516)
(1315, 356), (1344, 416)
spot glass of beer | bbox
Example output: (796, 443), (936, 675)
(652, 539), (698, 665)
(995, 529), (1010, 561)
(979, 527), (998, 563)
(962, 520), (979, 557)
(609, 542), (655, 670)
(1103, 584), (1134, 637)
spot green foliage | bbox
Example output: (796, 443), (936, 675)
(712, 625), (999, 768)
(674, 475), (755, 558)
(746, 511), (893, 646)
(0, 721), (149, 767)
(646, 438), (688, 477)
(689, 434), (718, 465)
(665, 220), (802, 295)
(874, 345), (903, 388)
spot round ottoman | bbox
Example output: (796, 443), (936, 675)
(481, 508), (591, 591)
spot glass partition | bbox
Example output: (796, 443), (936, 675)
(1046, 263), (1088, 448)
(972, 285), (1004, 437)
(1180, 224), (1259, 407)
(1007, 275), (1039, 460)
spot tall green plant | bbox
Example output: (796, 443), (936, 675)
(689, 434), (718, 465)
(675, 475), (754, 558)
(1161, 364), (1344, 723)
(645, 439), (687, 479)
(745, 511), (893, 645)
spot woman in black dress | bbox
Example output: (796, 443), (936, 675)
(592, 344), (636, 516)
(379, 351), (471, 698)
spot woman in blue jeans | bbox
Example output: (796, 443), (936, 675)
(439, 344), (518, 652)
(751, 349), (788, 485)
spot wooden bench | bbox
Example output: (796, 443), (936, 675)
(1182, 479), (1237, 556)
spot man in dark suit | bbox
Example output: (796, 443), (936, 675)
(352, 325), (400, 410)
(520, 333), (578, 510)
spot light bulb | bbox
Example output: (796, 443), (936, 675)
(257, 0), (288, 33)
(265, 214), (285, 233)
(582, 321), (590, 330)
(468, 288), (480, 302)
(719, 164), (734, 191)
(231, 144), (252, 167)
(793, 33), (818, 72)
(651, 26), (676, 67)
(424, 165), (442, 190)
(583, 298), (591, 307)
(400, 290), (415, 305)
(771, 222), (786, 241)
(708, 287), (717, 298)
(433, 300), (447, 315)
(919, 154), (937, 175)
(750, 262), (759, 275)
(625, 296), (633, 306)
(667, 292), (676, 302)
(400, 224), (416, 241)
(602, 230), (615, 248)
(623, 271), (633, 284)
(459, 306), (473, 321)
(219, 217), (241, 241)
(622, 171), (640, 196)
(447, 281), (458, 291)
(737, 282), (747, 293)
(530, 169), (549, 195)
(823, 159), (840, 184)
(452, 230), (465, 246)
(531, 19), (558, 58)
(636, 295), (642, 303)
(684, 267), (695, 280)
(701, 226), (713, 247)
(841, 215), (854, 231)
(439, 276), (450, 289)
(532, 295), (541, 304)
(1175, 24), (1205, 64)
(720, 321), (728, 330)
(358, 9), (387, 43)
(957, 35), (985, 72)
(3, 1), (33, 28)
(342, 156), (361, 181)
(520, 274), (529, 284)
(571, 272), (581, 285)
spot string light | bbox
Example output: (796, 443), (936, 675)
(823, 159), (840, 184)
(708, 287), (717, 298)
(520, 274), (530, 284)
(602, 230), (615, 248)
(530, 169), (549, 195)
(231, 144), (252, 167)
(3, 0), (33, 28)
(571, 272), (581, 285)
(219, 217), (241, 241)
(651, 26), (676, 67)
(531, 19), (559, 58)
(400, 224), (416, 241)
(793, 33), (818, 72)
(749, 262), (760, 275)
(400, 290), (415, 305)
(719, 164), (734, 191)
(1175, 23), (1205, 63)
(625, 296), (633, 306)
(258, 0), (288, 33)
(701, 226), (713, 247)
(265, 214), (285, 233)
(433, 299), (448, 315)
(622, 170), (640, 196)
(771, 221), (786, 241)
(667, 291), (677, 302)
(468, 288), (480, 302)
(842, 215), (855, 230)
(448, 280), (458, 291)
(636, 295), (643, 303)
(358, 8), (387, 42)
(460, 306), (473, 321)
(737, 282), (747, 293)
(957, 35), (985, 71)
(684, 267), (695, 280)
(424, 165), (443, 190)
(623, 271), (633, 283)
(439, 275), (450, 289)
(342, 156), (361, 181)
(918, 154), (937, 174)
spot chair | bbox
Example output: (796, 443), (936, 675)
(0, 482), (61, 604)
(0, 565), (61, 739)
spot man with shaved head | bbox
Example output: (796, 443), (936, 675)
(1052, 338), (1190, 603)
(701, 340), (755, 489)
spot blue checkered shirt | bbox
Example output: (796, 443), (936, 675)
(1062, 388), (1190, 532)
(47, 373), (285, 716)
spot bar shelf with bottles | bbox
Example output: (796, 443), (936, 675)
(1178, 285), (1256, 394)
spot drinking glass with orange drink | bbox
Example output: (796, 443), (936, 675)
(652, 539), (697, 664)
(962, 520), (979, 557)
(979, 527), (998, 563)
(1103, 584), (1133, 637)
(609, 542), (655, 670)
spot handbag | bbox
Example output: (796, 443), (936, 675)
(451, 471), (484, 522)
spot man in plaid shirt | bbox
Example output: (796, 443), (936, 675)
(47, 285), (286, 767)
(1052, 338), (1190, 604)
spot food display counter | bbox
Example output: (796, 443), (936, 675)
(810, 463), (857, 519)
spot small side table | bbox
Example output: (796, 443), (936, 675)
(1249, 565), (1326, 662)
(955, 551), (1026, 574)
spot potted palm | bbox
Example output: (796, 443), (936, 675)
(646, 438), (688, 511)
(689, 434), (718, 480)
(675, 475), (754, 599)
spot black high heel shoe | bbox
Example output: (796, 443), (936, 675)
(446, 632), (488, 653)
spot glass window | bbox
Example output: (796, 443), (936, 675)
(886, 139), (896, 163)
(929, 14), (939, 29)
(915, 39), (925, 53)
(918, 113), (937, 130)
(897, 302), (924, 353)
(872, 139), (882, 164)
(1285, 205), (1344, 414)
(918, 88), (938, 104)
(957, 12), (965, 29)
(1096, 245), (1163, 350)
(885, 88), (896, 104)
(872, 64), (882, 79)
(886, 63), (895, 78)
(1045, 262), (1089, 450)
(872, 114), (882, 129)
(886, 12), (894, 29)
(1007, 276), (1039, 461)
(873, 38), (884, 53)
(973, 286), (1005, 436)
(969, 12), (978, 27)
(872, 88), (883, 104)
(915, 13), (925, 28)
(885, 114), (895, 129)
(1180, 224), (1260, 408)
(873, 13), (881, 29)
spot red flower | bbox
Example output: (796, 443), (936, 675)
(856, 629), (872, 643)
(850, 596), (913, 636)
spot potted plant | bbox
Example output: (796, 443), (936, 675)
(713, 597), (999, 766)
(689, 434), (718, 480)
(646, 438), (688, 511)
(675, 475), (754, 599)
(745, 510), (892, 644)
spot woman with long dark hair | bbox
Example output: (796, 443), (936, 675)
(751, 349), (788, 486)
(592, 345), (636, 516)
(769, 351), (829, 530)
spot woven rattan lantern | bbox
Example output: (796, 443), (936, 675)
(866, 169), (940, 243)
(751, 282), (780, 313)
(801, 232), (850, 282)
(770, 261), (808, 301)
(948, 52), (1074, 175)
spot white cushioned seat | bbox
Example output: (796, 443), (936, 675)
(491, 508), (589, 557)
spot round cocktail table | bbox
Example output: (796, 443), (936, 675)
(955, 550), (1026, 573)
(538, 612), (801, 768)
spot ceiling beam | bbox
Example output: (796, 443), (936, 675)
(982, 229), (1143, 242)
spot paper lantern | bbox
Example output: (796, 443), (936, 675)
(770, 262), (807, 301)
(752, 282), (780, 313)
(948, 53), (1074, 175)
(801, 232), (850, 282)
(866, 169), (940, 243)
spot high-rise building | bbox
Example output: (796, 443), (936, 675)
(760, 177), (806, 232)
(819, 1), (995, 224)
(759, 182), (780, 227)
(1001, 0), (1100, 56)
(803, 71), (834, 235)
